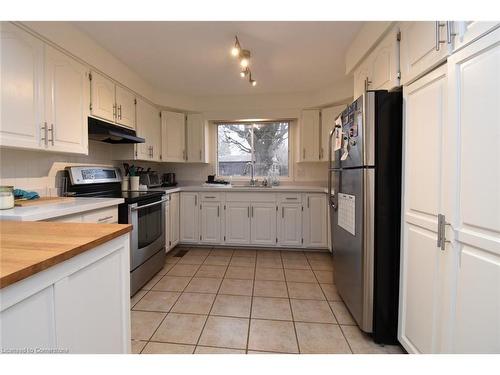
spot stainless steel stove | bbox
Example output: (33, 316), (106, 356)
(65, 166), (167, 295)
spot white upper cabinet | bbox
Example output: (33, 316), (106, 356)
(90, 71), (115, 123)
(250, 202), (277, 246)
(400, 21), (450, 85)
(353, 26), (400, 98)
(44, 45), (89, 154)
(0, 23), (88, 154)
(115, 85), (136, 129)
(299, 109), (320, 162)
(303, 194), (328, 248)
(135, 98), (161, 161)
(0, 22), (44, 150)
(161, 111), (186, 162)
(90, 71), (136, 129)
(320, 105), (346, 161)
(186, 113), (206, 163)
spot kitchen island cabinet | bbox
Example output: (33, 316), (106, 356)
(0, 221), (132, 353)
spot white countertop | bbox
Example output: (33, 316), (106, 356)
(0, 197), (124, 222)
(151, 185), (328, 194)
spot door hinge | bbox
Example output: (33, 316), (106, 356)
(396, 31), (401, 42)
(276, 237), (278, 243)
(437, 214), (451, 251)
(134, 98), (137, 105)
(301, 238), (304, 244)
(88, 72), (92, 81)
(200, 235), (202, 240)
(397, 70), (401, 79)
(89, 103), (93, 111)
(224, 204), (226, 210)
(135, 150), (137, 157)
(301, 206), (304, 211)
(169, 240), (171, 245)
(159, 111), (162, 118)
(224, 235), (226, 241)
(276, 206), (278, 211)
(200, 204), (202, 210)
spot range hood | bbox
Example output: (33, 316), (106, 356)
(88, 117), (145, 144)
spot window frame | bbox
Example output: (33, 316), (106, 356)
(213, 120), (294, 181)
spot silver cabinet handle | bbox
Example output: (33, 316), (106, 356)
(435, 21), (446, 51)
(247, 206), (250, 218)
(194, 195), (197, 206)
(282, 206), (284, 218)
(41, 122), (48, 146)
(199, 149), (202, 160)
(364, 77), (372, 92)
(113, 103), (117, 119)
(307, 196), (310, 208)
(303, 148), (306, 159)
(118, 104), (122, 119)
(98, 215), (114, 222)
(49, 124), (55, 146)
(251, 206), (254, 217)
(285, 197), (297, 200)
(204, 196), (216, 199)
(446, 21), (456, 44)
(217, 205), (220, 217)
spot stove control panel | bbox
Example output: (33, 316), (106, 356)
(67, 166), (122, 185)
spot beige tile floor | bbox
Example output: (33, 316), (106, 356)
(130, 246), (404, 354)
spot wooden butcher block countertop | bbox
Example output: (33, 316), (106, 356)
(0, 221), (132, 289)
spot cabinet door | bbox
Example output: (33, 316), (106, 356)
(200, 201), (222, 244)
(0, 286), (56, 349)
(398, 65), (447, 354)
(303, 194), (328, 248)
(90, 71), (115, 123)
(400, 21), (450, 85)
(225, 202), (251, 245)
(443, 29), (500, 354)
(54, 245), (129, 353)
(169, 193), (180, 248)
(370, 27), (400, 91)
(161, 111), (186, 162)
(320, 105), (345, 161)
(44, 45), (89, 154)
(136, 98), (161, 161)
(353, 59), (372, 100)
(278, 204), (302, 247)
(186, 113), (205, 162)
(179, 192), (199, 243)
(251, 202), (277, 246)
(0, 22), (44, 150)
(300, 109), (320, 161)
(115, 85), (136, 129)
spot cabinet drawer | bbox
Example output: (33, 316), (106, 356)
(82, 207), (118, 224)
(200, 192), (222, 202)
(277, 193), (302, 203)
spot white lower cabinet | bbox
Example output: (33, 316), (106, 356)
(0, 235), (131, 353)
(250, 202), (277, 246)
(200, 201), (222, 244)
(179, 192), (199, 243)
(169, 193), (180, 249)
(303, 194), (328, 248)
(277, 203), (302, 247)
(224, 201), (251, 245)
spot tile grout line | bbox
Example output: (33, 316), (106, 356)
(282, 250), (302, 354)
(305, 252), (354, 354)
(193, 246), (233, 353)
(245, 249), (258, 354)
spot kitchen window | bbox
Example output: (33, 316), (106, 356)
(216, 121), (290, 178)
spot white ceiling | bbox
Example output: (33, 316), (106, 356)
(72, 21), (363, 96)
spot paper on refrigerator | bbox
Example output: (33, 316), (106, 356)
(334, 117), (342, 151)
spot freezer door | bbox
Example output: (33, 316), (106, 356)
(332, 167), (374, 332)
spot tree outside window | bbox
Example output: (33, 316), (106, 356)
(217, 122), (289, 177)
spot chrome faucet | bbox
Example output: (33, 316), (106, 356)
(244, 162), (257, 186)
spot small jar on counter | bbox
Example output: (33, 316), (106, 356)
(0, 186), (15, 210)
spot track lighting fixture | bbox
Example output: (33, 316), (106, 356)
(230, 35), (257, 87)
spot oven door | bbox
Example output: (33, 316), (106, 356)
(129, 196), (167, 271)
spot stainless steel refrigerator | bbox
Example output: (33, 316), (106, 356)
(328, 90), (402, 344)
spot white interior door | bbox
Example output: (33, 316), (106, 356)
(251, 202), (277, 246)
(90, 71), (115, 123)
(443, 29), (500, 354)
(200, 202), (221, 244)
(0, 22), (44, 150)
(161, 111), (186, 162)
(398, 65), (447, 354)
(115, 85), (135, 129)
(44, 45), (89, 154)
(278, 204), (302, 246)
(225, 202), (251, 245)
